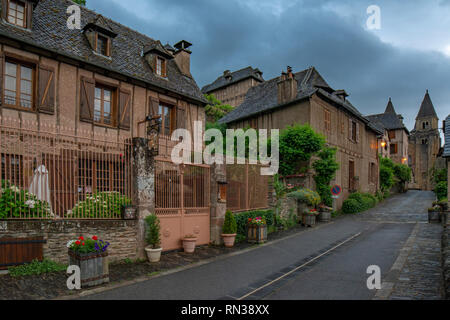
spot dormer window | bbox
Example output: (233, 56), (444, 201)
(96, 34), (110, 57)
(156, 56), (166, 77)
(7, 0), (27, 28)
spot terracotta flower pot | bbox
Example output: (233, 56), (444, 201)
(221, 233), (237, 247)
(145, 246), (162, 263)
(182, 238), (197, 253)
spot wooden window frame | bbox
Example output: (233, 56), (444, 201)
(3, 57), (36, 111)
(390, 143), (398, 154)
(388, 130), (396, 140)
(6, 0), (27, 28)
(158, 103), (175, 136)
(351, 120), (357, 142)
(1, 153), (23, 187)
(93, 83), (117, 127)
(155, 56), (167, 77)
(95, 33), (111, 57)
(324, 109), (331, 132)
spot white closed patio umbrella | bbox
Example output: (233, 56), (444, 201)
(28, 164), (53, 214)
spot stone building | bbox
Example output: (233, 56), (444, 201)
(366, 98), (409, 164)
(201, 66), (264, 107)
(219, 66), (383, 209)
(408, 90), (441, 190)
(0, 0), (211, 261)
(442, 115), (450, 203)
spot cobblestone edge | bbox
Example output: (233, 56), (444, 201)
(442, 213), (450, 300)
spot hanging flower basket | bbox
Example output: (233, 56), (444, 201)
(247, 217), (267, 244)
(67, 236), (110, 287)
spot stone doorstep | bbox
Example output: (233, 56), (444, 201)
(55, 221), (335, 300)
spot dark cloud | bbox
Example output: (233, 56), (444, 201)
(87, 0), (450, 133)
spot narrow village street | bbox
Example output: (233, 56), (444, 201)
(80, 190), (443, 300)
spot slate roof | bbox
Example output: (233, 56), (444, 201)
(201, 66), (264, 93)
(218, 66), (383, 135)
(443, 115), (450, 157)
(0, 0), (206, 104)
(416, 90), (438, 119)
(366, 98), (409, 134)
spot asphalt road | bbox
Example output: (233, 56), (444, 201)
(82, 190), (434, 300)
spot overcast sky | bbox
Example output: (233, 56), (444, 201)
(87, 0), (450, 134)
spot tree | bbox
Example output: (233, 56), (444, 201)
(276, 124), (325, 176)
(313, 147), (340, 206)
(204, 94), (234, 123)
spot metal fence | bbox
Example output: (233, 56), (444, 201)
(226, 163), (269, 212)
(0, 117), (133, 219)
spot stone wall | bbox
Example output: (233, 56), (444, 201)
(0, 220), (138, 264)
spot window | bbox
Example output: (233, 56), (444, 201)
(94, 85), (115, 126)
(369, 162), (376, 184)
(3, 60), (34, 110)
(1, 153), (23, 187)
(7, 0), (26, 28)
(388, 131), (396, 140)
(324, 109), (331, 131)
(96, 33), (110, 57)
(390, 143), (398, 154)
(158, 103), (174, 136)
(351, 121), (357, 142)
(77, 157), (126, 199)
(156, 57), (166, 77)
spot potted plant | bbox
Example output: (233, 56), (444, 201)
(221, 210), (237, 247)
(318, 204), (333, 222)
(302, 208), (319, 227)
(428, 206), (441, 223)
(247, 216), (267, 244)
(144, 214), (162, 262)
(67, 235), (110, 288)
(182, 234), (197, 253)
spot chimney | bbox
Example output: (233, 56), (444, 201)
(334, 89), (349, 101)
(223, 70), (232, 81)
(277, 66), (297, 105)
(174, 40), (192, 76)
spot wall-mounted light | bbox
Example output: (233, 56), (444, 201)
(402, 157), (407, 164)
(380, 141), (386, 148)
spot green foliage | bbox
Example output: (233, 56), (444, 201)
(343, 192), (378, 214)
(274, 211), (298, 230)
(435, 181), (447, 201)
(342, 199), (360, 214)
(68, 236), (109, 254)
(222, 210), (237, 234)
(432, 168), (448, 184)
(72, 0), (86, 6)
(145, 214), (161, 249)
(393, 163), (412, 184)
(234, 209), (274, 241)
(272, 174), (287, 200)
(276, 124), (325, 176)
(287, 188), (321, 207)
(0, 180), (52, 219)
(204, 94), (234, 122)
(313, 147), (340, 206)
(68, 191), (131, 218)
(379, 158), (395, 192)
(8, 259), (67, 277)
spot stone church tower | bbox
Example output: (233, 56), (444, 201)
(408, 90), (441, 190)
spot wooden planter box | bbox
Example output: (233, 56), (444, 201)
(318, 211), (331, 222)
(247, 224), (267, 244)
(68, 249), (109, 287)
(302, 214), (316, 227)
(428, 211), (441, 223)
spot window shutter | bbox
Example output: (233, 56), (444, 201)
(0, 54), (3, 106)
(149, 97), (159, 117)
(38, 66), (55, 114)
(1, 0), (7, 21)
(26, 2), (33, 29)
(80, 77), (95, 123)
(348, 118), (352, 140)
(356, 123), (360, 143)
(118, 89), (131, 130)
(176, 104), (185, 129)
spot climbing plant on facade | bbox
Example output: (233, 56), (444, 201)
(312, 146), (340, 206)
